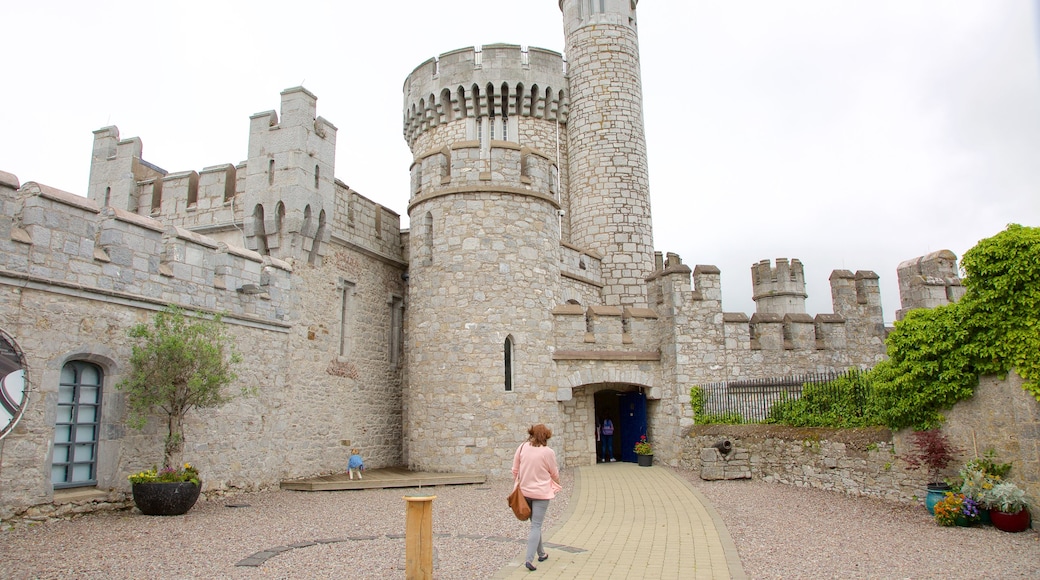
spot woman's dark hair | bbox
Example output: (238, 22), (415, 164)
(528, 424), (552, 446)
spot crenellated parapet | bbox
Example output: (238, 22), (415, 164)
(1, 180), (293, 322)
(645, 252), (884, 362)
(551, 303), (660, 353)
(408, 141), (559, 208)
(752, 258), (807, 314)
(402, 44), (569, 149)
(895, 249), (965, 320)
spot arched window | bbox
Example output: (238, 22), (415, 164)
(52, 361), (103, 488)
(504, 336), (514, 392)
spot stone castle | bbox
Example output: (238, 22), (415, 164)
(0, 0), (963, 518)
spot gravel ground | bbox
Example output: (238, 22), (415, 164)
(3, 467), (1039, 579)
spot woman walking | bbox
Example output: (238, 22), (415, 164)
(512, 424), (563, 572)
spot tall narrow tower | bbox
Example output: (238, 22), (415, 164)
(560, 0), (654, 308)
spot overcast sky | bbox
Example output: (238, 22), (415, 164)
(4, 1), (1039, 323)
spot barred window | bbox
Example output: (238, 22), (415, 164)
(53, 361), (102, 488)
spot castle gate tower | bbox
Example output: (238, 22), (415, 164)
(402, 45), (569, 475)
(560, 0), (654, 308)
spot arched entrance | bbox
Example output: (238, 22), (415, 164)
(593, 387), (647, 463)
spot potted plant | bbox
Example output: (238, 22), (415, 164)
(901, 429), (962, 514)
(932, 492), (979, 527)
(957, 451), (1011, 525)
(982, 482), (1032, 533)
(118, 306), (244, 515)
(634, 435), (653, 467)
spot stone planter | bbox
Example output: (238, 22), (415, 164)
(637, 454), (653, 467)
(131, 481), (201, 516)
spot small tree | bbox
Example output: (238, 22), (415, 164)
(118, 306), (244, 470)
(902, 428), (962, 486)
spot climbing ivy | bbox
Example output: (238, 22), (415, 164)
(762, 224), (1040, 431)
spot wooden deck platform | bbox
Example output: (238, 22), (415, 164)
(279, 467), (487, 491)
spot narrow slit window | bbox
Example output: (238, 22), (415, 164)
(339, 281), (356, 357)
(504, 336), (514, 392)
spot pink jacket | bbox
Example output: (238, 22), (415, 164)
(511, 442), (562, 500)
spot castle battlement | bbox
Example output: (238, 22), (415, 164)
(409, 142), (559, 206)
(1, 179), (293, 322)
(752, 258), (807, 314)
(83, 88), (404, 271)
(644, 252), (884, 361)
(895, 249), (965, 320)
(403, 44), (569, 148)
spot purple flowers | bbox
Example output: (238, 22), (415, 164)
(961, 497), (979, 519)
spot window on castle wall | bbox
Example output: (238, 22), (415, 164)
(340, 281), (356, 357)
(53, 361), (103, 489)
(504, 336), (514, 392)
(422, 212), (433, 266)
(389, 296), (404, 367)
(314, 165), (320, 189)
(268, 159), (275, 186)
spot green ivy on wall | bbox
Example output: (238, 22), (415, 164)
(719, 224), (1040, 431)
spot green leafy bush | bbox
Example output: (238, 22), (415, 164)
(871, 224), (1040, 429)
(766, 369), (880, 428)
(757, 224), (1040, 431)
(690, 386), (748, 425)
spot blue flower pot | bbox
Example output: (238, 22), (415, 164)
(925, 484), (951, 515)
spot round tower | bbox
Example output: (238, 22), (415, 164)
(560, 0), (654, 308)
(752, 258), (808, 315)
(401, 45), (568, 475)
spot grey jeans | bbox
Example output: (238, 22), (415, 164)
(525, 498), (550, 564)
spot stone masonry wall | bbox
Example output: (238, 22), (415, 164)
(679, 373), (1039, 522)
(0, 172), (406, 520)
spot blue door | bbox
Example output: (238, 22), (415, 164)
(618, 392), (647, 463)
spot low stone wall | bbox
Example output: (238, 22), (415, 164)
(680, 373), (1040, 523)
(681, 425), (923, 504)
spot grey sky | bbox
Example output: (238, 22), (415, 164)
(3, 1), (1038, 323)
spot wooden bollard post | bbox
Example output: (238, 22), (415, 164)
(404, 495), (436, 580)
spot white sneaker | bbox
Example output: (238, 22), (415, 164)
(609, 458), (616, 462)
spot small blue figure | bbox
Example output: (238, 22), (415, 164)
(348, 448), (364, 480)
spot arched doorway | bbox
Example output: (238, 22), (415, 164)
(593, 387), (647, 463)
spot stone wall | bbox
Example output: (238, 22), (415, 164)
(0, 167), (406, 520)
(679, 372), (1040, 522)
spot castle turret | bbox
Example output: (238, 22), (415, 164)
(401, 45), (566, 474)
(560, 0), (654, 308)
(243, 87), (337, 263)
(752, 258), (808, 315)
(895, 249), (965, 320)
(87, 127), (166, 212)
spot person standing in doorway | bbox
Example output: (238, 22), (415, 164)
(512, 424), (562, 572)
(600, 416), (615, 462)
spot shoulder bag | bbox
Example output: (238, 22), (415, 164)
(508, 443), (532, 521)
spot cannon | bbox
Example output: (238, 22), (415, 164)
(713, 440), (733, 456)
